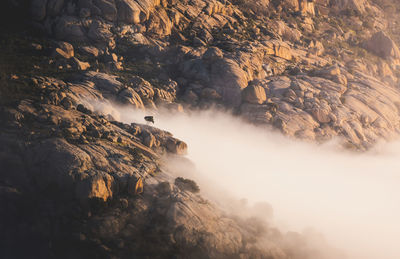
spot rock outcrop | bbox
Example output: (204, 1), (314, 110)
(2, 0), (400, 257)
(365, 31), (400, 59)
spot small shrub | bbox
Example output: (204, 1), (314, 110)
(174, 177), (200, 193)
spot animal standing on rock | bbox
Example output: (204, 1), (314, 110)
(144, 116), (154, 124)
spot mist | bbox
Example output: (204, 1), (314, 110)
(89, 100), (400, 259)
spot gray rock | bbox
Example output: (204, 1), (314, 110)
(242, 85), (267, 104)
(93, 0), (117, 22)
(31, 0), (48, 21)
(365, 31), (400, 59)
(166, 138), (188, 155)
(54, 15), (87, 42)
(118, 88), (144, 108)
(87, 20), (114, 44)
(78, 46), (100, 58)
(117, 0), (142, 24)
(203, 47), (224, 61)
(52, 41), (74, 59)
(83, 71), (124, 94)
(70, 57), (90, 71)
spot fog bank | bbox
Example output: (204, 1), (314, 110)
(92, 101), (400, 259)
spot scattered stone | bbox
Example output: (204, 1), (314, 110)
(31, 43), (43, 51)
(79, 46), (100, 58)
(52, 41), (74, 59)
(70, 57), (90, 71)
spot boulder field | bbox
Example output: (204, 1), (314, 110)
(1, 0), (400, 257)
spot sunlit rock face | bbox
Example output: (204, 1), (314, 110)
(22, 0), (400, 148)
(2, 0), (400, 258)
(365, 31), (400, 59)
(330, 0), (369, 14)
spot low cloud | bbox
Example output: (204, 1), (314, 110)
(88, 100), (400, 259)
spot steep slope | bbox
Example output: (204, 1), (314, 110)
(17, 0), (400, 149)
(1, 0), (400, 258)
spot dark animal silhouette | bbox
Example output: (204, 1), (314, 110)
(144, 116), (154, 124)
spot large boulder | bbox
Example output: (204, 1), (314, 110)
(118, 88), (145, 108)
(75, 173), (114, 202)
(87, 20), (114, 44)
(239, 0), (270, 15)
(263, 40), (293, 60)
(240, 103), (275, 124)
(271, 21), (302, 43)
(166, 138), (188, 155)
(210, 58), (249, 107)
(52, 41), (74, 59)
(70, 57), (91, 70)
(53, 15), (87, 42)
(299, 0), (315, 16)
(117, 0), (142, 24)
(330, 0), (368, 14)
(84, 71), (124, 94)
(93, 0), (117, 22)
(29, 138), (93, 197)
(365, 31), (400, 60)
(242, 85), (267, 104)
(146, 8), (173, 36)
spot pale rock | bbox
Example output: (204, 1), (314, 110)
(240, 103), (275, 124)
(299, 0), (315, 16)
(146, 8), (173, 36)
(166, 138), (188, 155)
(210, 58), (249, 107)
(52, 41), (74, 59)
(330, 0), (368, 14)
(242, 85), (267, 104)
(79, 46), (100, 58)
(76, 174), (113, 201)
(118, 88), (145, 109)
(70, 57), (91, 70)
(271, 21), (302, 43)
(263, 40), (293, 60)
(312, 107), (331, 123)
(365, 31), (400, 60)
(84, 71), (124, 94)
(154, 88), (175, 104)
(203, 47), (223, 61)
(142, 130), (156, 148)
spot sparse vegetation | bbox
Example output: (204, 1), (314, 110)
(175, 177), (200, 193)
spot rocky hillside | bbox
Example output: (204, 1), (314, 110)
(1, 0), (400, 258)
(17, 0), (400, 149)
